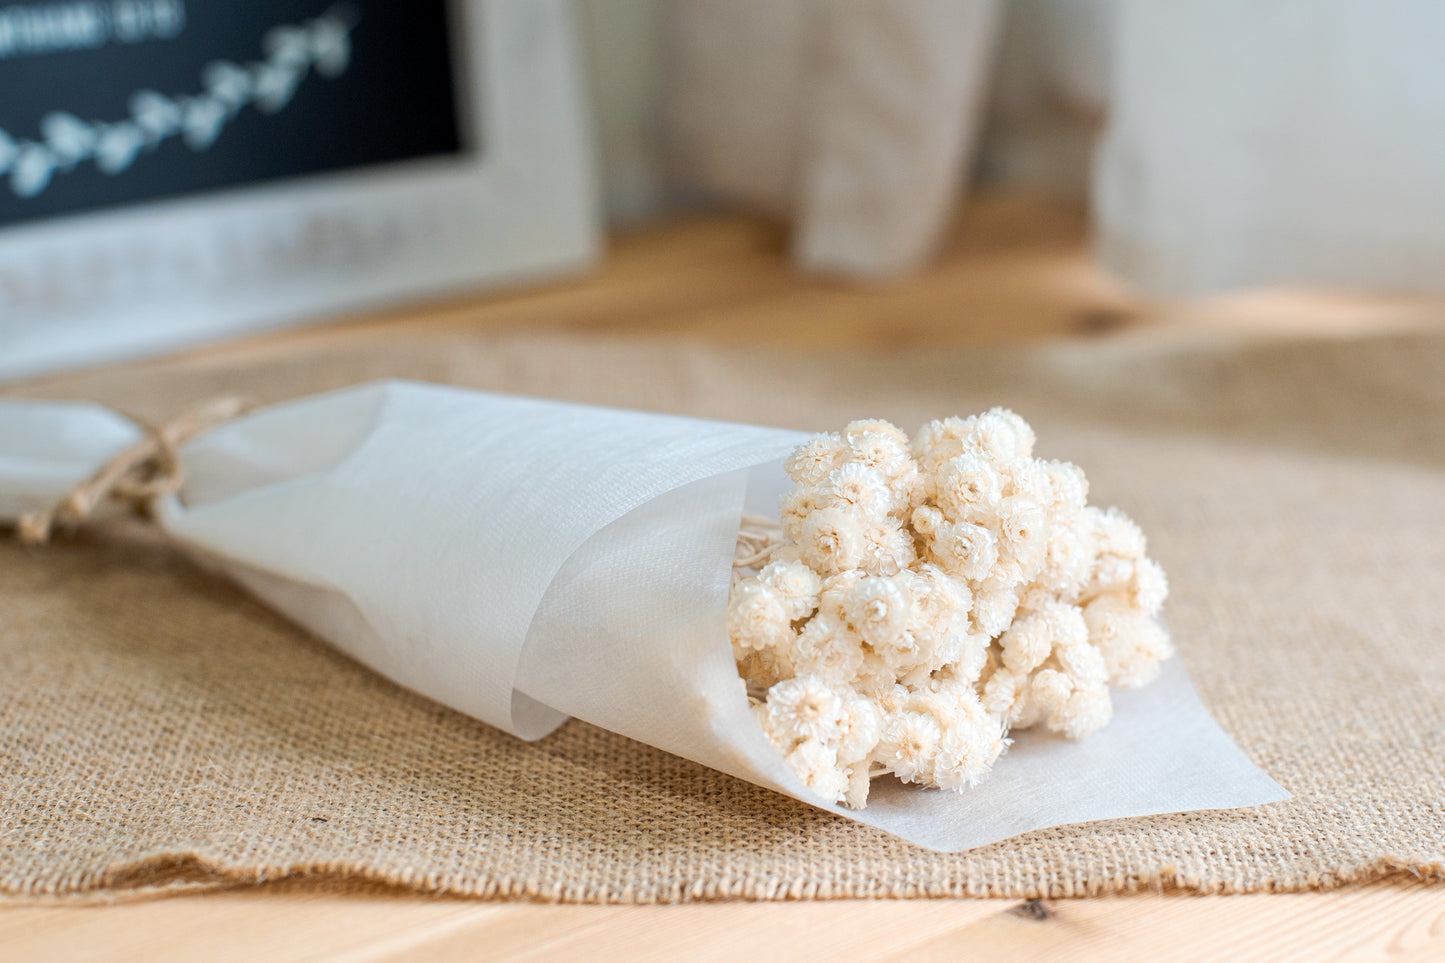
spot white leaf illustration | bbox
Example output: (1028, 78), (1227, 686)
(251, 60), (303, 114)
(94, 124), (146, 175)
(203, 60), (253, 115)
(11, 144), (55, 198)
(264, 25), (310, 67)
(40, 112), (96, 170)
(181, 97), (228, 151)
(9, 11), (357, 198)
(130, 90), (183, 143)
(310, 18), (352, 78)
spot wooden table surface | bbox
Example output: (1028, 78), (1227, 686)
(6, 195), (1443, 961)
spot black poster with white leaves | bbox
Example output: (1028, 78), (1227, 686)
(0, 1), (466, 228)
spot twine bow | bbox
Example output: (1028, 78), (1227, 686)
(18, 396), (254, 546)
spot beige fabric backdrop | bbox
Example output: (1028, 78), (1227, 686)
(2, 330), (1443, 901)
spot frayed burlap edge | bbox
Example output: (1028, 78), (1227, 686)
(5, 853), (1442, 906)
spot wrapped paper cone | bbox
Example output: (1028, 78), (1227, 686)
(0, 380), (1286, 850)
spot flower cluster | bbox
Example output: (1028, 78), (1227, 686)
(731, 411), (1172, 808)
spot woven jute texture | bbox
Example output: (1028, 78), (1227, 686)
(3, 329), (1444, 902)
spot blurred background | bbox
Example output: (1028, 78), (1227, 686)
(2, 0), (1443, 379)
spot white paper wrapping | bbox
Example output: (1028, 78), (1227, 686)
(0, 380), (1287, 851)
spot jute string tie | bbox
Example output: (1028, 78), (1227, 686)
(733, 513), (784, 569)
(18, 396), (253, 546)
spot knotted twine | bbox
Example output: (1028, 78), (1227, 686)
(17, 396), (252, 546)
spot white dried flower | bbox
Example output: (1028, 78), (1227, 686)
(913, 416), (974, 476)
(845, 429), (914, 485)
(787, 738), (849, 802)
(859, 519), (916, 576)
(878, 710), (942, 784)
(785, 432), (846, 487)
(1031, 667), (1074, 713)
(933, 453), (1003, 521)
(797, 508), (866, 575)
(905, 563), (973, 626)
(932, 703), (1007, 791)
(1090, 506), (1147, 559)
(836, 693), (884, 765)
(791, 615), (865, 685)
(1130, 557), (1170, 616)
(928, 519), (999, 582)
(1000, 612), (1053, 674)
(971, 579), (1021, 638)
(844, 418), (910, 448)
(759, 557), (822, 621)
(779, 486), (821, 543)
(763, 675), (847, 749)
(1047, 685), (1114, 739)
(1039, 527), (1094, 597)
(728, 580), (792, 653)
(842, 576), (911, 648)
(1084, 593), (1173, 688)
(911, 504), (944, 536)
(1054, 638), (1108, 689)
(821, 462), (895, 521)
(1040, 459), (1089, 516)
(965, 408), (1036, 469)
(996, 494), (1048, 573)
(737, 646), (795, 689)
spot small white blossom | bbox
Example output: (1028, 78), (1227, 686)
(1040, 459), (1089, 516)
(972, 579), (1021, 638)
(779, 486), (821, 543)
(1030, 667), (1074, 713)
(798, 508), (866, 575)
(1039, 527), (1094, 597)
(787, 738), (850, 802)
(759, 557), (822, 621)
(928, 520), (999, 582)
(844, 428), (914, 485)
(728, 581), (792, 653)
(836, 693), (884, 765)
(858, 519), (916, 576)
(844, 418), (910, 448)
(1047, 685), (1114, 739)
(1000, 612), (1053, 674)
(763, 675), (848, 749)
(1085, 593), (1173, 688)
(966, 408), (1036, 469)
(785, 432), (846, 487)
(821, 462), (895, 521)
(933, 453), (1002, 521)
(996, 494), (1049, 574)
(1090, 506), (1147, 559)
(1130, 557), (1170, 616)
(1055, 638), (1108, 689)
(842, 576), (911, 648)
(878, 711), (942, 784)
(791, 615), (865, 685)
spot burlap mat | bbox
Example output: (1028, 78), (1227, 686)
(3, 329), (1443, 902)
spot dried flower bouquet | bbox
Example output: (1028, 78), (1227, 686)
(4, 383), (1283, 851)
(731, 410), (1171, 808)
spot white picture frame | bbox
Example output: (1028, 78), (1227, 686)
(0, 0), (598, 382)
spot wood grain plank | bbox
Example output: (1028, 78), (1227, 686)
(891, 879), (1445, 963)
